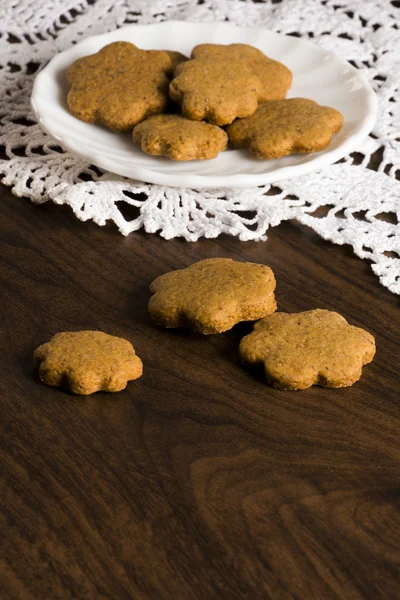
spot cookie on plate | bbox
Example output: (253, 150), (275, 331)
(227, 98), (343, 158)
(149, 258), (277, 334)
(164, 50), (188, 71)
(67, 42), (184, 132)
(169, 43), (292, 126)
(239, 309), (375, 390)
(34, 331), (143, 395)
(133, 114), (228, 160)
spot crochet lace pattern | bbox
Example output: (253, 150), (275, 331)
(1, 0), (399, 293)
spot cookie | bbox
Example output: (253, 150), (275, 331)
(239, 309), (375, 390)
(149, 258), (277, 334)
(169, 43), (292, 126)
(227, 98), (344, 158)
(67, 42), (183, 132)
(164, 50), (188, 71)
(133, 114), (228, 160)
(34, 331), (143, 395)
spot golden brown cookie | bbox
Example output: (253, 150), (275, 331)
(239, 309), (375, 390)
(149, 258), (277, 334)
(133, 114), (228, 160)
(67, 42), (182, 132)
(164, 50), (188, 71)
(227, 98), (343, 158)
(169, 43), (292, 126)
(34, 331), (143, 395)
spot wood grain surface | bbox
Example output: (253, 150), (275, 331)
(0, 185), (399, 600)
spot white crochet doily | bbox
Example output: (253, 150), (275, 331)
(1, 0), (399, 293)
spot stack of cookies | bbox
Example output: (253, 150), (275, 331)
(67, 41), (343, 161)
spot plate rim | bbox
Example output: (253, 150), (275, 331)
(31, 20), (378, 189)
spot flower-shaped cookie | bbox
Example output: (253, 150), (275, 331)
(227, 98), (344, 158)
(34, 331), (143, 395)
(164, 50), (188, 71)
(169, 43), (292, 126)
(133, 115), (228, 160)
(239, 309), (375, 390)
(67, 42), (186, 132)
(149, 258), (277, 334)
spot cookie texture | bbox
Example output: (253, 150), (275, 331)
(133, 114), (228, 160)
(227, 98), (343, 158)
(149, 258), (277, 334)
(164, 50), (188, 71)
(169, 43), (292, 126)
(34, 331), (143, 395)
(239, 309), (375, 390)
(67, 42), (180, 132)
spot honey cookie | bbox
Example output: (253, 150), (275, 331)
(227, 98), (343, 158)
(149, 258), (277, 334)
(34, 331), (143, 395)
(164, 50), (188, 71)
(239, 309), (375, 390)
(133, 114), (228, 160)
(67, 42), (181, 132)
(169, 43), (292, 125)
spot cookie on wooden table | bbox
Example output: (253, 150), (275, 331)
(239, 309), (375, 390)
(67, 42), (184, 132)
(148, 258), (277, 334)
(34, 331), (143, 395)
(227, 98), (343, 158)
(133, 114), (228, 160)
(169, 43), (292, 126)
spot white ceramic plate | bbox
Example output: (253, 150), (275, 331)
(31, 21), (377, 189)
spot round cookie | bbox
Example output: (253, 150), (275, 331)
(67, 42), (182, 132)
(169, 43), (292, 126)
(239, 309), (375, 390)
(133, 115), (228, 161)
(34, 331), (143, 395)
(227, 98), (344, 159)
(148, 258), (277, 334)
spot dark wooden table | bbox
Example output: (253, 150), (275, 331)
(1, 183), (399, 600)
